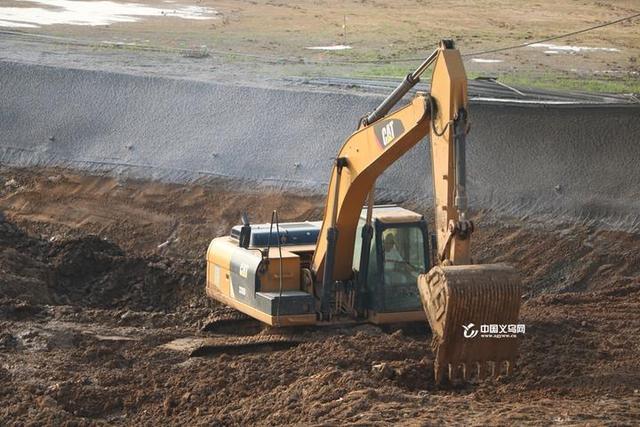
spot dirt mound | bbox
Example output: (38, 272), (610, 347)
(0, 221), (54, 304)
(0, 220), (206, 311)
(473, 221), (640, 296)
(49, 236), (204, 311)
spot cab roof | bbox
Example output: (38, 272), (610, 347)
(360, 205), (423, 224)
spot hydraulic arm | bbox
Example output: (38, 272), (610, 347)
(311, 40), (523, 381)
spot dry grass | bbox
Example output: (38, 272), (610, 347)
(5, 0), (640, 92)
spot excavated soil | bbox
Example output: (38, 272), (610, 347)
(0, 166), (639, 425)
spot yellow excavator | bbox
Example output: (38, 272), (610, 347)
(205, 40), (522, 382)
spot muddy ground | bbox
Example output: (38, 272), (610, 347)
(0, 166), (639, 425)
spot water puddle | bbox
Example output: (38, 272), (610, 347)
(0, 0), (218, 28)
(306, 45), (352, 51)
(471, 58), (503, 63)
(528, 43), (620, 53)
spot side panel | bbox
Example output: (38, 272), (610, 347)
(228, 245), (263, 306)
(206, 237), (234, 297)
(206, 237), (316, 323)
(259, 250), (302, 292)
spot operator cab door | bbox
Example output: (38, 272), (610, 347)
(353, 218), (430, 314)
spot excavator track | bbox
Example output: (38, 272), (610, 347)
(418, 264), (522, 383)
(162, 308), (299, 357)
(163, 334), (303, 357)
(201, 308), (260, 334)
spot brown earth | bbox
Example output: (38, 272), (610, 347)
(0, 166), (639, 425)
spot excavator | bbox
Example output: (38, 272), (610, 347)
(205, 40), (522, 382)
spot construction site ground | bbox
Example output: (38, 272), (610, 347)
(0, 166), (639, 425)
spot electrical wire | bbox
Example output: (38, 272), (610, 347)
(339, 10), (639, 64)
(461, 11), (640, 58)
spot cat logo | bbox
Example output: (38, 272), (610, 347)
(374, 119), (405, 149)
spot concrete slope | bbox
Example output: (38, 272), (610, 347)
(1, 61), (639, 229)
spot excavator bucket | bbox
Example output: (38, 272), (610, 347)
(418, 264), (522, 383)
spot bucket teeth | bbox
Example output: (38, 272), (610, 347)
(476, 362), (485, 380)
(491, 361), (499, 378)
(448, 364), (455, 382)
(418, 264), (523, 384)
(442, 360), (517, 382)
(505, 360), (514, 376)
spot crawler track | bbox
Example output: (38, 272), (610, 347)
(164, 334), (303, 357)
(201, 307), (262, 334)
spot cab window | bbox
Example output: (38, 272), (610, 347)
(382, 227), (425, 275)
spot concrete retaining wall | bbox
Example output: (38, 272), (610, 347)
(1, 61), (639, 229)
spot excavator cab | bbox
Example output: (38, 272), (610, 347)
(353, 205), (430, 321)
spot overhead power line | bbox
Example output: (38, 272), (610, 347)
(462, 11), (640, 57)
